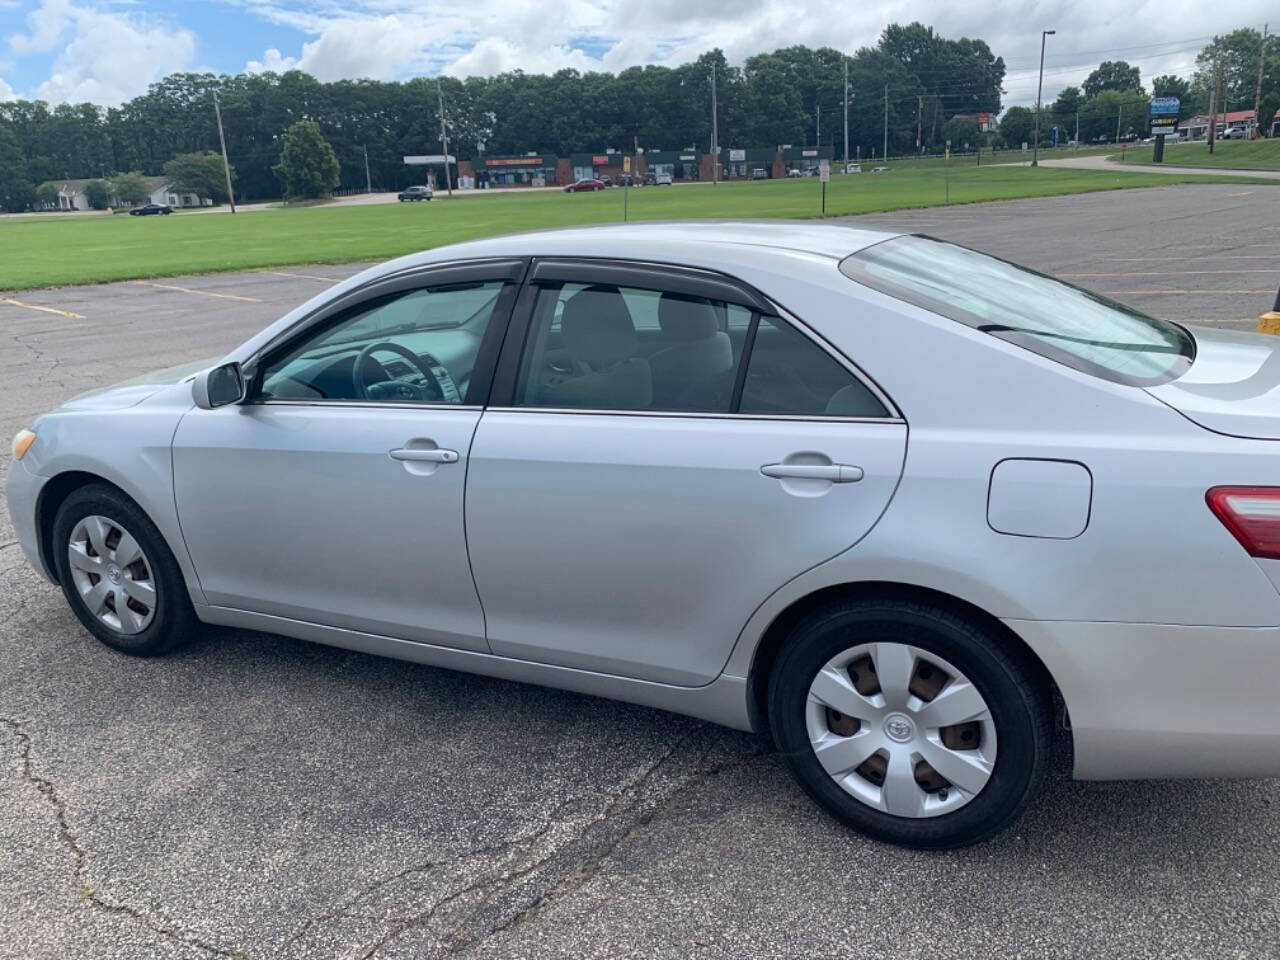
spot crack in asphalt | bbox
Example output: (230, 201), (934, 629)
(0, 716), (241, 959)
(335, 734), (698, 959)
(453, 745), (769, 954)
(313, 732), (768, 960)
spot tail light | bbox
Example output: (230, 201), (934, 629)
(1206, 487), (1280, 559)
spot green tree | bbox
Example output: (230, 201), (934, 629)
(109, 170), (151, 205)
(83, 178), (110, 209)
(1077, 89), (1150, 142)
(1084, 61), (1142, 98)
(164, 150), (232, 202)
(940, 117), (981, 151)
(35, 181), (58, 208)
(1259, 92), (1279, 137)
(997, 106), (1036, 147)
(1150, 75), (1192, 119)
(0, 124), (33, 212)
(273, 119), (340, 199)
(1192, 29), (1273, 113)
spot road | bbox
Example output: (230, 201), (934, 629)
(1010, 151), (1280, 180)
(2, 183), (1279, 959)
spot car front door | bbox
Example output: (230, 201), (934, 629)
(465, 260), (907, 685)
(172, 259), (522, 651)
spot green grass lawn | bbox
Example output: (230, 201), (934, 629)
(0, 163), (1274, 290)
(1110, 137), (1280, 170)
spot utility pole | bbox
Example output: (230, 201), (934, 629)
(362, 144), (372, 193)
(1116, 103), (1124, 145)
(1032, 29), (1055, 166)
(436, 78), (453, 195)
(916, 95), (923, 154)
(1208, 42), (1220, 155)
(1255, 24), (1269, 139)
(212, 90), (236, 213)
(882, 84), (888, 160)
(816, 104), (820, 147)
(843, 58), (849, 165)
(1075, 110), (1079, 149)
(710, 62), (719, 184)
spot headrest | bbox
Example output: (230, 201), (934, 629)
(560, 285), (637, 367)
(658, 293), (719, 341)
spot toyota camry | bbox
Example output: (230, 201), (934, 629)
(10, 222), (1280, 848)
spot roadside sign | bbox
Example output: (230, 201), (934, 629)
(1150, 97), (1180, 117)
(818, 159), (830, 182)
(945, 139), (951, 161)
(1150, 116), (1178, 132)
(729, 149), (746, 162)
(404, 154), (455, 165)
(623, 156), (631, 173)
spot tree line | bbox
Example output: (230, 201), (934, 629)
(0, 22), (1004, 208)
(0, 23), (1273, 211)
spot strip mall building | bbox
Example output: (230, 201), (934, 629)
(451, 146), (835, 187)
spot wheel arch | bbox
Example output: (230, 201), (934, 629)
(745, 581), (1066, 741)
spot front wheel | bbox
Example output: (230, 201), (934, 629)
(52, 484), (199, 657)
(769, 598), (1051, 849)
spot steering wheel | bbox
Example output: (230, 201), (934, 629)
(352, 341), (459, 402)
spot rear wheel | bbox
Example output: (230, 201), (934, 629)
(769, 598), (1050, 849)
(52, 484), (198, 656)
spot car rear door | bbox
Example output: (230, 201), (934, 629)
(464, 259), (907, 686)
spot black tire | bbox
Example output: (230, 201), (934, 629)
(52, 483), (199, 657)
(768, 598), (1051, 849)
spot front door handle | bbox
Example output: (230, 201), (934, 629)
(761, 463), (863, 483)
(390, 447), (459, 464)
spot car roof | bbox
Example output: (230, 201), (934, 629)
(418, 221), (899, 262)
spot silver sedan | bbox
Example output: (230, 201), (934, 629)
(10, 222), (1280, 848)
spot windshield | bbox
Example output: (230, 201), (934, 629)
(840, 235), (1194, 386)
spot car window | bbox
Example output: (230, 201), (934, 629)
(739, 316), (889, 417)
(258, 280), (506, 405)
(514, 281), (740, 412)
(840, 235), (1193, 386)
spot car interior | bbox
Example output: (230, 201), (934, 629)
(256, 274), (888, 417)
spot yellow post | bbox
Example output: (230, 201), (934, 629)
(1259, 288), (1280, 335)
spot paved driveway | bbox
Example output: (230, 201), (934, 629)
(3, 183), (1279, 959)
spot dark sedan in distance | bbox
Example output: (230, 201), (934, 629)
(129, 203), (172, 216)
(398, 185), (433, 201)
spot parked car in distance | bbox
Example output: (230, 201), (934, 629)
(17, 222), (1280, 851)
(751, 168), (769, 180)
(643, 172), (657, 186)
(655, 172), (674, 185)
(599, 175), (613, 187)
(618, 174), (635, 187)
(787, 168), (803, 177)
(564, 179), (606, 192)
(1220, 126), (1246, 139)
(129, 203), (172, 216)
(398, 185), (433, 202)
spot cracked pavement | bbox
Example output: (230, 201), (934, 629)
(3, 186), (1280, 959)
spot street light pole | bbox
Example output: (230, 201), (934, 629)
(710, 62), (719, 184)
(1032, 29), (1055, 167)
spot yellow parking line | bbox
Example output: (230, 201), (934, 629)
(263, 270), (340, 283)
(0, 297), (84, 319)
(1112, 255), (1278, 261)
(132, 280), (261, 303)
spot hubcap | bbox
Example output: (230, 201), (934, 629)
(66, 515), (157, 635)
(805, 642), (997, 818)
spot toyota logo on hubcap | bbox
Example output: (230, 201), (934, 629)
(883, 713), (915, 743)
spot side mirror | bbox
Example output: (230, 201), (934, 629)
(192, 361), (246, 410)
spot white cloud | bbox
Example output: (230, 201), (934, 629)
(246, 47), (298, 74)
(0, 76), (16, 101)
(11, 1), (196, 104)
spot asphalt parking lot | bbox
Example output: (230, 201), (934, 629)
(3, 182), (1280, 960)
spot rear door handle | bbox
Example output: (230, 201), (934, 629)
(390, 447), (459, 464)
(761, 463), (863, 483)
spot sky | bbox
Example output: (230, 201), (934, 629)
(0, 0), (1268, 110)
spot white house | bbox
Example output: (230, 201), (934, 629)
(39, 176), (212, 211)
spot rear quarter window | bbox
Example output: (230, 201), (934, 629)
(839, 235), (1194, 387)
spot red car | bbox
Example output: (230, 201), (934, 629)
(564, 179), (606, 193)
